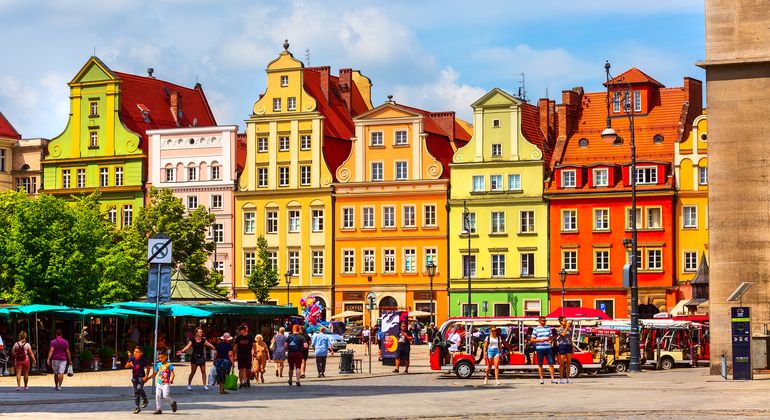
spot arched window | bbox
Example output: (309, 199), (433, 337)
(379, 296), (398, 310)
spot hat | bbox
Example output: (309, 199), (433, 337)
(220, 332), (233, 341)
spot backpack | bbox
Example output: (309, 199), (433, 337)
(14, 342), (27, 362)
(287, 334), (301, 353)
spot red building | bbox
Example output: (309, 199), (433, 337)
(545, 68), (702, 318)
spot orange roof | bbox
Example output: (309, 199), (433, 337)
(605, 67), (664, 87)
(520, 103), (552, 166)
(0, 110), (20, 139)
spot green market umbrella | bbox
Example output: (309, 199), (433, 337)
(6, 304), (71, 314)
(108, 302), (212, 318)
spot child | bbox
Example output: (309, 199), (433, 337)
(125, 346), (150, 414)
(144, 350), (178, 415)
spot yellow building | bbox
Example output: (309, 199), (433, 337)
(234, 41), (372, 316)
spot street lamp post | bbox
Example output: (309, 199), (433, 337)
(559, 269), (567, 317)
(461, 200), (472, 317)
(601, 60), (641, 373)
(426, 261), (437, 326)
(284, 270), (292, 307)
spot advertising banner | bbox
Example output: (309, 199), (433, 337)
(380, 311), (407, 360)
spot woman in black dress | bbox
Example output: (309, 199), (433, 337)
(177, 327), (215, 390)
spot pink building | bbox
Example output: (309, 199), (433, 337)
(147, 125), (239, 295)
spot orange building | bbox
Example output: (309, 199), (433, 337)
(332, 97), (470, 324)
(545, 69), (702, 318)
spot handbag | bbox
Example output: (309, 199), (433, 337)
(224, 368), (239, 391)
(208, 366), (217, 386)
(66, 363), (74, 377)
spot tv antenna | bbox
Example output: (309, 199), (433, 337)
(305, 49), (310, 67)
(517, 72), (528, 102)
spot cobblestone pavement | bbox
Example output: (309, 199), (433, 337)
(1, 344), (768, 419)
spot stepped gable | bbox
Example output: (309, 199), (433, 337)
(0, 111), (20, 139)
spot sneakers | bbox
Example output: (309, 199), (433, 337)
(288, 377), (293, 386)
(187, 384), (193, 391)
(392, 369), (399, 373)
(152, 410), (162, 415)
(15, 387), (20, 392)
(551, 380), (559, 384)
(539, 379), (544, 385)
(559, 379), (564, 384)
(566, 379), (571, 384)
(142, 399), (149, 408)
(203, 385), (210, 390)
(296, 381), (301, 387)
(495, 381), (501, 386)
(171, 401), (177, 413)
(133, 407), (141, 414)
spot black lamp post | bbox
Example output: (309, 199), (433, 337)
(601, 60), (640, 373)
(559, 269), (567, 317)
(426, 261), (437, 326)
(284, 269), (292, 307)
(461, 200), (472, 317)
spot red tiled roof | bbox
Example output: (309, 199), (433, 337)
(606, 67), (664, 88)
(236, 133), (247, 173)
(520, 103), (552, 166)
(0, 111), (20, 139)
(348, 83), (369, 117)
(114, 72), (217, 150)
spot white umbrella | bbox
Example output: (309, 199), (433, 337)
(330, 310), (364, 320)
(408, 310), (432, 318)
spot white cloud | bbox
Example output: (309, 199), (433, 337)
(393, 67), (486, 120)
(0, 72), (69, 138)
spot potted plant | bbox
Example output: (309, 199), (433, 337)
(78, 350), (93, 371)
(98, 347), (114, 370)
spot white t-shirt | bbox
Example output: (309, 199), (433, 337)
(448, 333), (461, 352)
(362, 329), (370, 337)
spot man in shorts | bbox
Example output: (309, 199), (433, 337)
(233, 324), (255, 389)
(531, 316), (556, 384)
(46, 329), (72, 391)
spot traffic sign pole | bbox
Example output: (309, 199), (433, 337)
(152, 262), (160, 396)
(147, 234), (172, 397)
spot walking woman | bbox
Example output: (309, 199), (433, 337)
(12, 331), (35, 391)
(271, 327), (287, 377)
(252, 334), (269, 383)
(213, 333), (235, 394)
(299, 326), (311, 379)
(483, 327), (507, 386)
(176, 327), (215, 390)
(557, 316), (574, 384)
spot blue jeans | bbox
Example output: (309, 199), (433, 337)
(131, 377), (147, 407)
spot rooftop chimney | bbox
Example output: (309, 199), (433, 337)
(170, 91), (182, 127)
(147, 68), (155, 78)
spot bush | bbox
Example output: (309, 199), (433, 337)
(98, 346), (114, 362)
(78, 349), (93, 364)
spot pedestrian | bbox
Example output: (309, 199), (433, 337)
(144, 349), (178, 415)
(362, 325), (370, 356)
(46, 329), (72, 391)
(213, 332), (235, 394)
(311, 327), (333, 377)
(557, 316), (574, 384)
(233, 324), (255, 389)
(532, 316), (556, 385)
(524, 327), (534, 365)
(300, 326), (311, 379)
(286, 325), (307, 387)
(393, 323), (412, 374)
(12, 331), (35, 391)
(176, 327), (215, 390)
(483, 327), (508, 386)
(271, 327), (287, 377)
(128, 325), (141, 347)
(125, 346), (150, 414)
(252, 334), (269, 383)
(426, 323), (437, 344)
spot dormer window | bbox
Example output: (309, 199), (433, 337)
(613, 92), (621, 113)
(653, 134), (664, 144)
(273, 98), (282, 112)
(633, 91), (642, 113)
(593, 168), (608, 187)
(634, 167), (657, 184)
(280, 75), (289, 87)
(561, 170), (576, 188)
(578, 138), (589, 147)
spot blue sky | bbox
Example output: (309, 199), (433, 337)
(0, 0), (705, 137)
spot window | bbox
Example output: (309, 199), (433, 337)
(492, 119), (500, 128)
(279, 136), (290, 151)
(362, 207), (375, 229)
(99, 168), (109, 187)
(268, 251), (278, 271)
(508, 174), (521, 191)
(287, 97), (296, 111)
(273, 98), (281, 111)
(371, 162), (383, 181)
(472, 175), (485, 192)
(562, 209), (577, 232)
(578, 138), (589, 147)
(593, 168), (608, 187)
(383, 206), (395, 228)
(312, 251), (324, 276)
(595, 300), (614, 319)
(613, 91), (621, 113)
(624, 89), (631, 111)
(342, 208), (355, 229)
(300, 165), (311, 186)
(630, 249), (643, 269)
(208, 194), (222, 210)
(62, 169), (71, 189)
(699, 166), (708, 185)
(370, 131), (383, 146)
(647, 207), (662, 229)
(395, 130), (408, 145)
(462, 303), (478, 317)
(491, 211), (506, 233)
(279, 167), (289, 186)
(490, 175), (503, 191)
(107, 207), (116, 225)
(211, 165), (221, 180)
(464, 212), (477, 234)
(562, 250), (577, 272)
(491, 144), (502, 157)
(403, 249), (416, 272)
(683, 206), (697, 228)
(647, 249), (662, 270)
(634, 167), (658, 184)
(633, 90), (642, 112)
(300, 135), (311, 150)
(244, 252), (256, 276)
(187, 166), (197, 181)
(343, 250), (355, 273)
(424, 204), (436, 227)
(266, 211), (278, 233)
(491, 254), (506, 277)
(312, 209), (324, 232)
(244, 212), (255, 234)
(257, 137), (268, 152)
(213, 261), (224, 276)
(595, 250), (610, 272)
(0, 149), (5, 172)
(165, 167), (175, 182)
(122, 205), (133, 226)
(561, 170), (576, 188)
(212, 223), (224, 243)
(653, 134), (664, 144)
(89, 131), (98, 148)
(626, 208), (643, 229)
(520, 211), (535, 233)
(89, 101), (98, 117)
(17, 177), (36, 194)
(684, 251), (698, 272)
(462, 255), (476, 278)
(280, 75), (288, 87)
(395, 161), (408, 180)
(594, 209), (610, 231)
(287, 210), (300, 233)
(524, 300), (541, 317)
(76, 168), (86, 188)
(403, 205), (416, 227)
(288, 251), (300, 276)
(187, 196), (198, 209)
(257, 167), (268, 187)
(521, 253), (534, 277)
(363, 249), (375, 273)
(384, 249), (396, 273)
(424, 248), (437, 268)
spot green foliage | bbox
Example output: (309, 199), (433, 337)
(78, 349), (93, 363)
(98, 346), (114, 361)
(247, 235), (279, 303)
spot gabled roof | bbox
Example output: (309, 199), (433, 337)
(471, 87), (521, 108)
(605, 67), (665, 88)
(0, 111), (20, 139)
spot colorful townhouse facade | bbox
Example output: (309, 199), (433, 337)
(13, 138), (49, 195)
(147, 125), (240, 294)
(0, 111), (21, 191)
(332, 97), (470, 322)
(448, 88), (554, 318)
(43, 56), (216, 227)
(545, 69), (703, 318)
(234, 41), (373, 316)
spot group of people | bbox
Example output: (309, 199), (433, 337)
(6, 329), (72, 392)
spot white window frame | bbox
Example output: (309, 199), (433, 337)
(683, 206), (698, 229)
(257, 167), (268, 188)
(633, 90), (642, 113)
(383, 249), (396, 273)
(76, 168), (86, 188)
(594, 208), (610, 231)
(273, 97), (282, 111)
(279, 136), (290, 152)
(403, 248), (416, 273)
(266, 210), (278, 234)
(370, 131), (383, 147)
(382, 206), (395, 228)
(164, 167), (175, 182)
(257, 137), (268, 153)
(520, 253), (534, 277)
(594, 249), (610, 272)
(371, 161), (383, 182)
(593, 168), (608, 187)
(187, 195), (198, 210)
(343, 249), (356, 274)
(519, 210), (535, 233)
(288, 250), (300, 276)
(280, 75), (289, 87)
(561, 169), (576, 188)
(508, 174), (521, 191)
(287, 96), (296, 111)
(244, 252), (256, 276)
(342, 207), (355, 229)
(423, 204), (437, 227)
(491, 144), (502, 157)
(491, 254), (506, 277)
(300, 165), (311, 186)
(212, 223), (224, 243)
(492, 119), (500, 128)
(462, 255), (476, 278)
(402, 205), (416, 228)
(699, 166), (708, 185)
(634, 166), (658, 185)
(62, 169), (71, 189)
(288, 209), (300, 233)
(362, 206), (375, 229)
(107, 207), (117, 225)
(89, 131), (98, 148)
(187, 166), (198, 182)
(395, 161), (408, 180)
(562, 250), (578, 272)
(465, 212), (477, 234)
(210, 165), (221, 181)
(300, 135), (312, 150)
(647, 249), (662, 270)
(646, 207), (662, 229)
(122, 204), (133, 226)
(244, 211), (256, 234)
(626, 207), (643, 230)
(562, 209), (577, 232)
(312, 250), (324, 276)
(115, 167), (124, 186)
(362, 249), (375, 273)
(683, 251), (698, 272)
(490, 174), (503, 191)
(279, 166), (289, 186)
(394, 130), (408, 145)
(491, 211), (506, 234)
(99, 167), (109, 187)
(312, 209), (324, 232)
(472, 175), (485, 192)
(613, 91), (621, 113)
(89, 101), (98, 117)
(210, 194), (223, 210)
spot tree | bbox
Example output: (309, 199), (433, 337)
(247, 235), (279, 303)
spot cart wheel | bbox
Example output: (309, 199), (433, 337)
(615, 362), (628, 373)
(569, 361), (582, 378)
(454, 360), (474, 379)
(660, 357), (675, 370)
